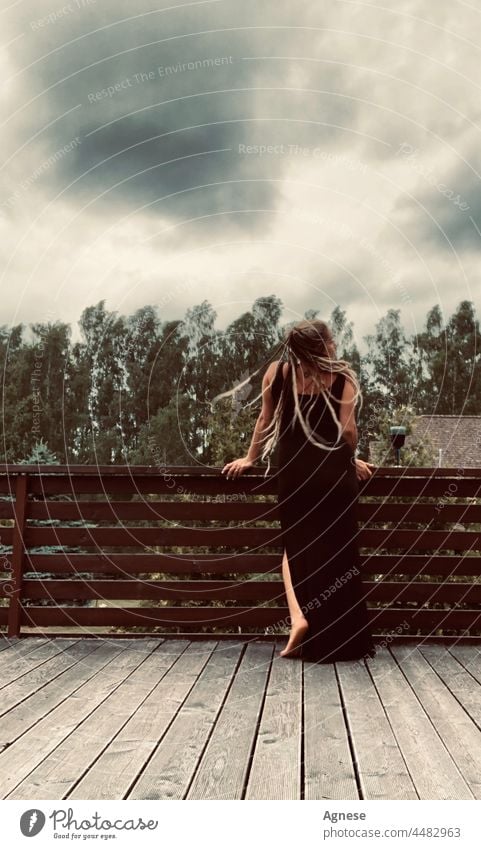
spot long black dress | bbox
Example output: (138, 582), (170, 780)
(270, 361), (376, 663)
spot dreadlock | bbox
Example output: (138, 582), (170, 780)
(210, 319), (363, 477)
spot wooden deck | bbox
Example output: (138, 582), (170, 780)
(0, 637), (480, 800)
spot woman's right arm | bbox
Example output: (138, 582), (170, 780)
(339, 376), (376, 479)
(221, 361), (278, 479)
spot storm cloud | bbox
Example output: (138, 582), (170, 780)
(1, 0), (480, 340)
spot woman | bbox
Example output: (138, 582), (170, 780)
(220, 319), (376, 663)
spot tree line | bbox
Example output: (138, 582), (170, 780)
(0, 297), (479, 466)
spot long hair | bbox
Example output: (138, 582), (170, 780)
(210, 319), (362, 476)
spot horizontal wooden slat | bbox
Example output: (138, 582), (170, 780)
(21, 475), (481, 498)
(361, 529), (481, 551)
(24, 553), (481, 576)
(361, 554), (481, 576)
(21, 606), (290, 627)
(25, 553), (282, 574)
(19, 579), (481, 604)
(23, 526), (481, 550)
(19, 606), (481, 630)
(21, 579), (288, 602)
(25, 500), (481, 524)
(26, 476), (278, 496)
(359, 503), (481, 524)
(27, 501), (279, 522)
(358, 479), (481, 497)
(24, 526), (284, 547)
(365, 581), (481, 603)
(1, 464), (480, 476)
(370, 608), (481, 630)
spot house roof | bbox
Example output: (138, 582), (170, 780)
(407, 415), (481, 468)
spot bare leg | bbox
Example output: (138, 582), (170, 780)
(279, 548), (309, 657)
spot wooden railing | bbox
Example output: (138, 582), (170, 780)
(0, 465), (480, 642)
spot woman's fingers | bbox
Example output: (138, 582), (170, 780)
(222, 462), (240, 478)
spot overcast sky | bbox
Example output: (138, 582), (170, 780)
(1, 0), (480, 349)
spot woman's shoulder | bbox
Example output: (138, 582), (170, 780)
(266, 359), (286, 401)
(265, 359), (286, 380)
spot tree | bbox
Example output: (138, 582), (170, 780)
(0, 297), (479, 469)
(21, 438), (58, 465)
(412, 301), (481, 415)
(329, 305), (361, 372)
(29, 321), (72, 460)
(443, 301), (480, 415)
(132, 394), (197, 466)
(176, 301), (222, 462)
(411, 304), (446, 412)
(0, 324), (33, 462)
(76, 301), (129, 463)
(363, 308), (414, 412)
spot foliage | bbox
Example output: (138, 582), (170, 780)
(21, 438), (58, 465)
(0, 298), (479, 466)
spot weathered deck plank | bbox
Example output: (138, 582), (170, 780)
(187, 641), (274, 799)
(0, 639), (100, 717)
(447, 644), (481, 679)
(0, 639), (77, 690)
(0, 639), (479, 800)
(391, 645), (481, 799)
(0, 638), (51, 667)
(0, 640), (114, 751)
(0, 640), (150, 796)
(8, 640), (168, 799)
(366, 648), (473, 799)
(245, 640), (302, 800)
(0, 637), (33, 655)
(337, 653), (418, 800)
(304, 661), (358, 800)
(128, 641), (244, 800)
(69, 640), (216, 800)
(419, 645), (481, 727)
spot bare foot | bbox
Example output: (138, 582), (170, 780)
(279, 618), (309, 657)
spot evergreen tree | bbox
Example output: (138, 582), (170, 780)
(21, 438), (58, 465)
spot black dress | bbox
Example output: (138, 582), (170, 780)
(270, 361), (376, 663)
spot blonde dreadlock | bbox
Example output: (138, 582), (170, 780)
(210, 319), (363, 477)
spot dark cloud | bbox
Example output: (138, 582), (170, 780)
(4, 0), (365, 233)
(1, 0), (479, 339)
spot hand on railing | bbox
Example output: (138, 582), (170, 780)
(221, 456), (255, 480)
(354, 458), (376, 481)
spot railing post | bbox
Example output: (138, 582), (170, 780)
(8, 473), (29, 638)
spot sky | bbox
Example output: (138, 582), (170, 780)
(1, 0), (480, 350)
